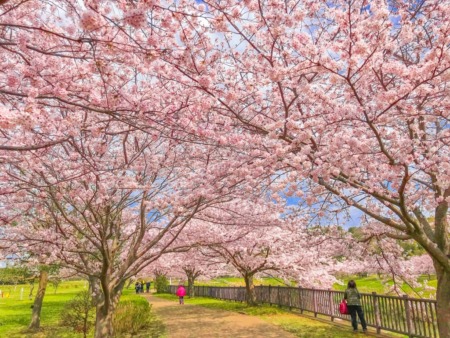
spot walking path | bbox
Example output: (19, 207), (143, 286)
(144, 294), (296, 338)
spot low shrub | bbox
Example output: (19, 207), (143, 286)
(113, 298), (152, 335)
(155, 275), (169, 293)
(60, 290), (95, 338)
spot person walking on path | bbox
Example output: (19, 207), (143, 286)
(146, 281), (151, 293)
(344, 280), (367, 333)
(176, 284), (186, 305)
(135, 281), (140, 294)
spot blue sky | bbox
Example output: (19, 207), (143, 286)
(285, 196), (363, 229)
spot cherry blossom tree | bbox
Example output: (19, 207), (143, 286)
(0, 119), (257, 337)
(0, 2), (261, 335)
(145, 198), (287, 298)
(149, 250), (229, 297)
(331, 234), (423, 295)
(184, 203), (343, 306)
(160, 1), (450, 334)
(2, 0), (449, 335)
(407, 254), (435, 279)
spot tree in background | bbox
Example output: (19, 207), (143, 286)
(178, 200), (344, 305)
(151, 250), (229, 298)
(1, 119), (256, 337)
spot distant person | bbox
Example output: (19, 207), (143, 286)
(344, 280), (367, 333)
(176, 284), (186, 305)
(146, 281), (151, 293)
(135, 281), (140, 294)
(140, 281), (145, 293)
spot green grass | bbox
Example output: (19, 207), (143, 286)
(333, 275), (437, 298)
(196, 276), (290, 287)
(0, 280), (165, 338)
(0, 280), (87, 337)
(155, 294), (402, 337)
(198, 275), (437, 298)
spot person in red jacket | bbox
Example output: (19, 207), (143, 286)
(176, 284), (186, 305)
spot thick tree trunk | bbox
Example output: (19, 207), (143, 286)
(244, 274), (257, 306)
(434, 261), (450, 338)
(29, 270), (48, 330)
(93, 281), (124, 338)
(89, 276), (102, 307)
(94, 304), (115, 338)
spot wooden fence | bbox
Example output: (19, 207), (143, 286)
(168, 285), (439, 338)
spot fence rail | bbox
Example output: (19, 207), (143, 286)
(168, 285), (438, 338)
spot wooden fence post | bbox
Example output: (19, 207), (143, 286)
(269, 285), (272, 306)
(299, 287), (303, 314)
(403, 295), (413, 338)
(313, 289), (318, 317)
(328, 290), (334, 322)
(277, 286), (281, 308)
(288, 287), (292, 311)
(372, 292), (381, 334)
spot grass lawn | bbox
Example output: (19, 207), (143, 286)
(333, 275), (437, 298)
(198, 275), (437, 298)
(155, 294), (403, 338)
(0, 280), (164, 337)
(0, 280), (87, 337)
(196, 276), (291, 287)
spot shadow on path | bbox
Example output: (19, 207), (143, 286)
(144, 294), (296, 338)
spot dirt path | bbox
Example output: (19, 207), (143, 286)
(144, 295), (296, 338)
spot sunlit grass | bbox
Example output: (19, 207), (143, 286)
(333, 275), (437, 298)
(0, 281), (164, 337)
(0, 280), (87, 337)
(196, 276), (290, 287)
(197, 274), (437, 298)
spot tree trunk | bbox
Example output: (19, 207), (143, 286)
(29, 270), (48, 330)
(125, 278), (134, 289)
(89, 276), (102, 307)
(187, 274), (195, 298)
(434, 261), (450, 338)
(94, 304), (115, 338)
(93, 282), (124, 338)
(244, 274), (257, 306)
(28, 283), (35, 300)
